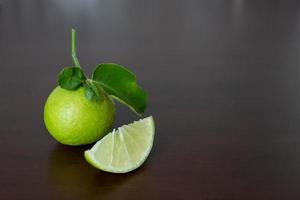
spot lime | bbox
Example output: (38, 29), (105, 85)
(44, 86), (115, 146)
(84, 116), (155, 173)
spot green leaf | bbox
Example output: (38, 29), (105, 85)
(92, 63), (147, 114)
(58, 67), (86, 90)
(84, 79), (103, 101)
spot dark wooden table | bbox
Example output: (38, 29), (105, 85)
(1, 0), (300, 199)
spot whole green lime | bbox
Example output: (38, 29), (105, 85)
(44, 86), (115, 146)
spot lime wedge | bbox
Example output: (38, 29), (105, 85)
(84, 116), (155, 173)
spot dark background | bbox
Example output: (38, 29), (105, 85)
(1, 0), (300, 199)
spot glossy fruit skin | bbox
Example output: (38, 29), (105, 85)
(44, 86), (115, 146)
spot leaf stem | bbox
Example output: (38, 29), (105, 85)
(71, 28), (81, 68)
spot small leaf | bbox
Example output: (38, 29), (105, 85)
(58, 67), (86, 90)
(92, 63), (147, 114)
(84, 80), (103, 101)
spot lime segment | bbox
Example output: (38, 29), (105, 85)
(84, 116), (155, 173)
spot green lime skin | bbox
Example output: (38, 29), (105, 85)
(44, 86), (116, 146)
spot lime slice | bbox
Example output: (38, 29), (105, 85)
(84, 116), (155, 173)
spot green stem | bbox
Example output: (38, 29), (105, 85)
(71, 28), (81, 68)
